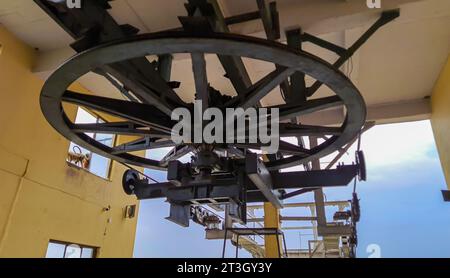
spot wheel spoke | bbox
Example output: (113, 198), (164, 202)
(241, 67), (296, 109)
(191, 53), (209, 108)
(93, 69), (141, 103)
(278, 140), (312, 156)
(232, 141), (310, 156)
(276, 96), (343, 121)
(112, 138), (177, 155)
(225, 147), (246, 158)
(218, 55), (252, 96)
(106, 59), (187, 115)
(62, 91), (174, 132)
(159, 145), (193, 166)
(71, 122), (170, 138)
(279, 123), (342, 137)
(242, 122), (341, 139)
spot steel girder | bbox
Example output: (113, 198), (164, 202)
(122, 153), (363, 226)
(128, 164), (360, 201)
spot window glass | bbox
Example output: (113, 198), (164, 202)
(89, 153), (111, 178)
(64, 244), (82, 258)
(81, 247), (95, 258)
(45, 242), (65, 258)
(46, 241), (96, 258)
(67, 107), (114, 179)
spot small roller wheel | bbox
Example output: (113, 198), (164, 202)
(122, 169), (140, 195)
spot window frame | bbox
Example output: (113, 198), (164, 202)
(67, 107), (117, 180)
(46, 240), (98, 259)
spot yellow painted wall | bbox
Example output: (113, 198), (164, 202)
(0, 26), (140, 257)
(431, 55), (450, 189)
(431, 57), (450, 189)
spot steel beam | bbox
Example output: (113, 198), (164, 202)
(248, 200), (351, 210)
(186, 0), (252, 96)
(241, 67), (295, 109)
(308, 9), (400, 97)
(280, 188), (315, 200)
(277, 96), (344, 121)
(191, 52), (209, 110)
(301, 33), (347, 56)
(166, 203), (191, 227)
(256, 0), (280, 41)
(271, 165), (359, 189)
(247, 216), (317, 222)
(318, 225), (352, 236)
(246, 153), (283, 209)
(34, 0), (186, 114)
(286, 28), (307, 103)
(62, 91), (174, 132)
(310, 137), (327, 229)
(126, 160), (360, 201)
(71, 122), (169, 138)
(279, 123), (342, 137)
(224, 11), (261, 25)
(112, 139), (176, 155)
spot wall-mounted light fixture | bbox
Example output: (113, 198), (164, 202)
(442, 190), (450, 202)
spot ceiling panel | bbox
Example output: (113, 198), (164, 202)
(357, 16), (450, 105)
(1, 0), (449, 110)
(0, 0), (72, 50)
(123, 0), (187, 32)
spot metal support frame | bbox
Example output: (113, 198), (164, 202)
(285, 28), (307, 104)
(184, 0), (253, 96)
(37, 0), (373, 173)
(127, 162), (362, 197)
(34, 1), (398, 250)
(246, 153), (283, 209)
(307, 9), (400, 97)
(222, 227), (287, 258)
(242, 199), (354, 257)
(123, 156), (362, 228)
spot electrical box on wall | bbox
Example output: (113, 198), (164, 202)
(124, 205), (137, 219)
(442, 190), (450, 202)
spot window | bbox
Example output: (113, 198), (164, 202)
(67, 107), (115, 179)
(45, 241), (97, 258)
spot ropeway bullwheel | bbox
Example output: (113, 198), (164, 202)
(40, 32), (366, 171)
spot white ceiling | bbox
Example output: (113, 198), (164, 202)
(0, 0), (449, 115)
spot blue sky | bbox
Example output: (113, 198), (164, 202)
(133, 120), (450, 258)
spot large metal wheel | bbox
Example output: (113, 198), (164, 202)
(40, 32), (366, 171)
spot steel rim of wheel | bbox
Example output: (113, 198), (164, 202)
(40, 32), (366, 171)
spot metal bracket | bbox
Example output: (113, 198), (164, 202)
(166, 203), (191, 227)
(246, 153), (283, 209)
(442, 190), (450, 202)
(307, 9), (400, 97)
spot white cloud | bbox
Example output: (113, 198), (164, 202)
(358, 120), (436, 168)
(282, 120), (437, 172)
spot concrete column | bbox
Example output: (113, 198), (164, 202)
(431, 56), (450, 189)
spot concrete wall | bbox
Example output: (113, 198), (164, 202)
(431, 55), (450, 189)
(0, 26), (139, 257)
